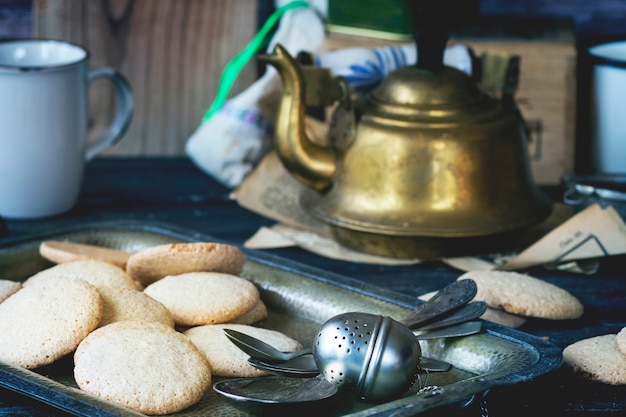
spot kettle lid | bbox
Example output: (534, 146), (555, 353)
(364, 65), (500, 122)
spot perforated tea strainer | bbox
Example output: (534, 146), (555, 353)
(312, 279), (482, 402)
(313, 312), (422, 402)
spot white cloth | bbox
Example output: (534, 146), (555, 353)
(186, 1), (327, 188)
(314, 43), (472, 93)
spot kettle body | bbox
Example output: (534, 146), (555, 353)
(262, 44), (552, 258)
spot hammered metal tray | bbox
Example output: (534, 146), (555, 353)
(0, 220), (562, 416)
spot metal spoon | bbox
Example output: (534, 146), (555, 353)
(233, 321), (481, 378)
(247, 354), (454, 377)
(225, 317), (481, 370)
(415, 301), (486, 331)
(413, 320), (482, 340)
(213, 375), (340, 415)
(401, 279), (478, 329)
(247, 356), (319, 378)
(224, 329), (312, 364)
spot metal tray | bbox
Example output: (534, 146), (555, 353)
(0, 220), (562, 416)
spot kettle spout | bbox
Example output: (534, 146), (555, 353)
(260, 44), (335, 192)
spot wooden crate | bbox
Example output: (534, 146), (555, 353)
(32, 0), (259, 156)
(324, 18), (577, 186)
(453, 19), (577, 186)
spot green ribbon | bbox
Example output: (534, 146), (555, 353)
(202, 0), (310, 123)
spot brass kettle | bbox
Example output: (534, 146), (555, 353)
(261, 43), (552, 259)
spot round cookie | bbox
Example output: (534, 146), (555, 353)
(457, 271), (584, 320)
(143, 272), (259, 326)
(126, 242), (245, 286)
(229, 298), (268, 325)
(617, 327), (626, 356)
(184, 324), (303, 377)
(0, 279), (21, 303)
(74, 321), (211, 415)
(39, 240), (131, 269)
(479, 307), (527, 328)
(0, 275), (102, 369)
(97, 287), (175, 328)
(24, 259), (136, 291)
(418, 290), (526, 328)
(563, 334), (626, 385)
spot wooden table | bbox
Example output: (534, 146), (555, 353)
(1, 157), (624, 416)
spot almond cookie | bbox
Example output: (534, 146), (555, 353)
(74, 321), (211, 415)
(0, 275), (102, 369)
(563, 334), (626, 385)
(97, 287), (175, 328)
(617, 327), (626, 356)
(126, 242), (245, 286)
(0, 279), (21, 303)
(39, 240), (131, 269)
(184, 324), (303, 377)
(143, 272), (259, 326)
(24, 259), (136, 291)
(457, 271), (583, 320)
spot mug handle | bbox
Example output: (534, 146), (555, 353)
(85, 67), (134, 161)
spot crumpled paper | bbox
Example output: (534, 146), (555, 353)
(442, 203), (626, 273)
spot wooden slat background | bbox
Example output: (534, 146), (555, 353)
(32, 0), (259, 156)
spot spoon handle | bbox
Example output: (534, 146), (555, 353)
(401, 280), (477, 329)
(415, 301), (486, 331)
(224, 329), (312, 363)
(415, 321), (482, 340)
(247, 357), (320, 378)
(420, 357), (452, 372)
(248, 355), (454, 376)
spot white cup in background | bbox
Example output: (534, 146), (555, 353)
(589, 40), (626, 174)
(0, 39), (133, 219)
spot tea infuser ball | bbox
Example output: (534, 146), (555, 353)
(313, 312), (422, 402)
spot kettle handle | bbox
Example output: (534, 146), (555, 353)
(477, 51), (531, 141)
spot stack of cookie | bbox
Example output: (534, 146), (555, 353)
(0, 240), (302, 415)
(562, 327), (626, 385)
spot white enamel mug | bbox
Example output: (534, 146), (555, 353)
(0, 39), (133, 219)
(589, 40), (626, 174)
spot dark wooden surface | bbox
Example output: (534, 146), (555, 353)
(0, 157), (625, 416)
